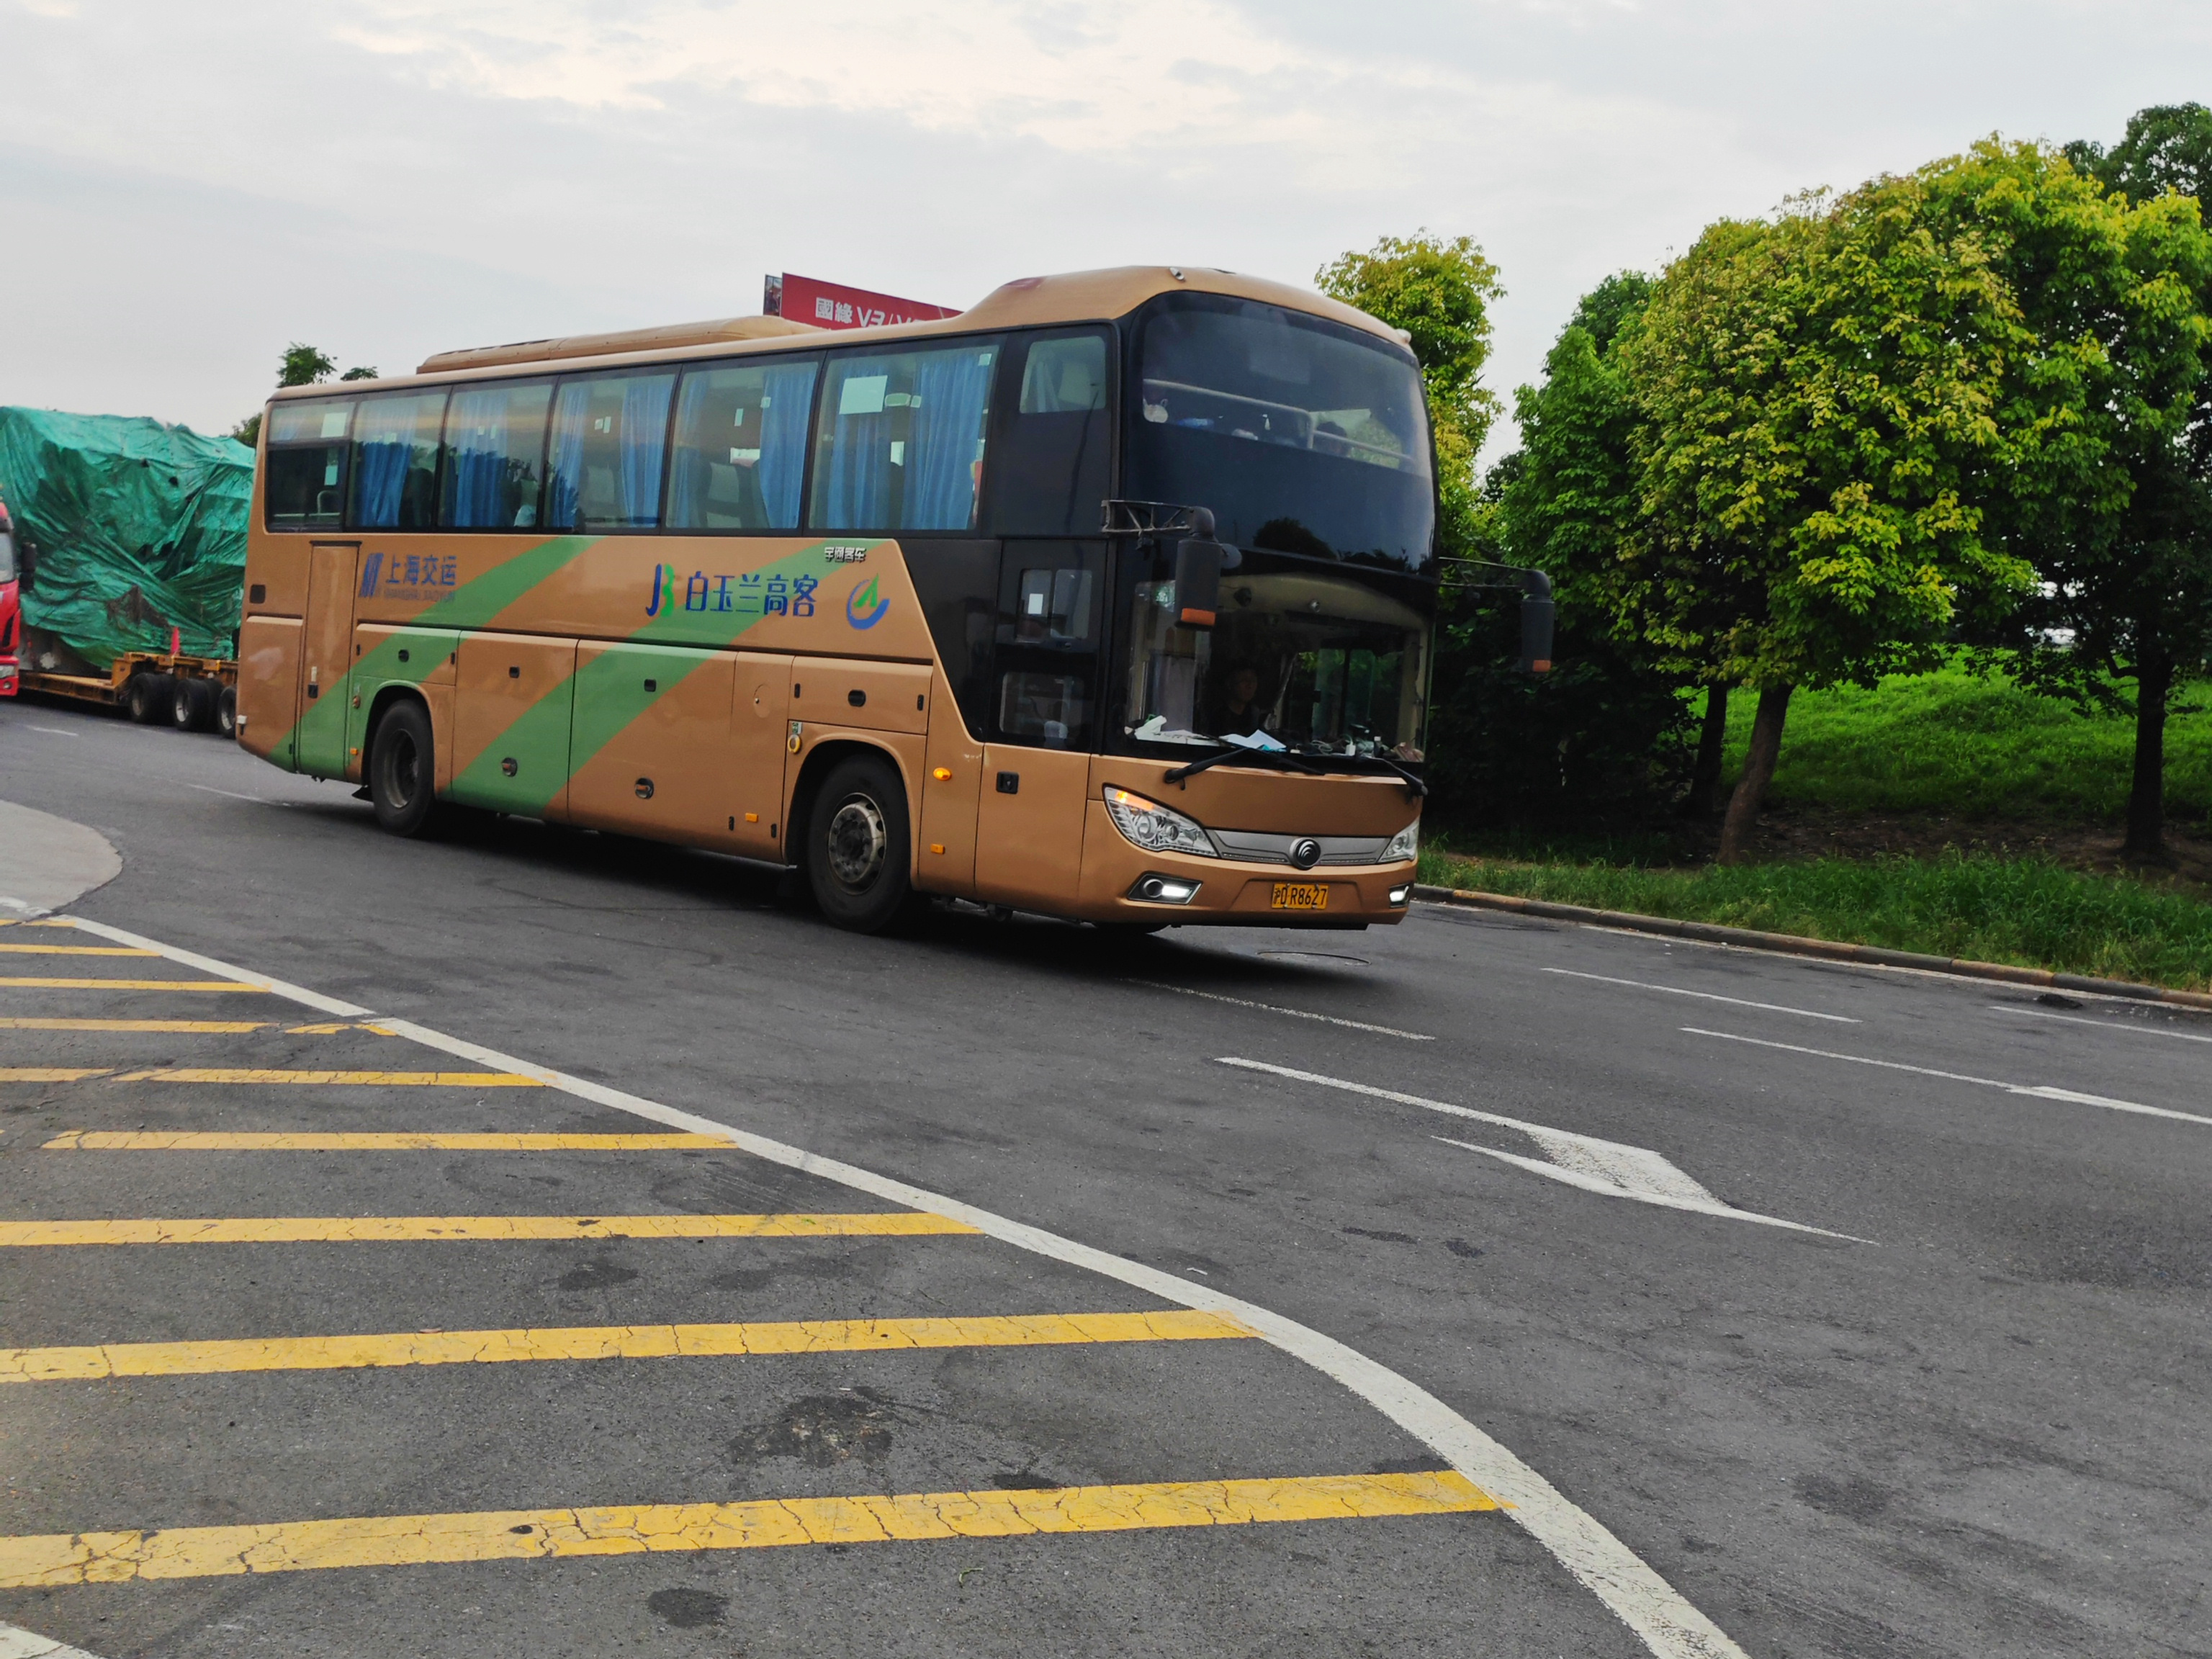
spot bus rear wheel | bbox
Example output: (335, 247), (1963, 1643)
(368, 700), (441, 838)
(806, 752), (919, 934)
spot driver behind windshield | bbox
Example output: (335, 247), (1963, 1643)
(1205, 663), (1271, 738)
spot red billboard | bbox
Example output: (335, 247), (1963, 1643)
(764, 272), (959, 331)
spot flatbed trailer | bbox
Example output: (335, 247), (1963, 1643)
(19, 647), (238, 735)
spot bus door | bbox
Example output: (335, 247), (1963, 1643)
(567, 642), (739, 847)
(295, 541), (360, 778)
(974, 540), (1106, 907)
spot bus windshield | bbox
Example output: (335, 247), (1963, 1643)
(1123, 562), (1430, 761)
(1123, 295), (1434, 573)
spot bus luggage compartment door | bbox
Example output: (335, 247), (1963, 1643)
(450, 632), (579, 819)
(294, 541), (359, 778)
(567, 642), (738, 847)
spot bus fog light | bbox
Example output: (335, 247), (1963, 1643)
(1129, 873), (1201, 905)
(1103, 786), (1218, 858)
(1388, 884), (1412, 906)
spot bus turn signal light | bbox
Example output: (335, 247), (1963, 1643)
(932, 767), (952, 781)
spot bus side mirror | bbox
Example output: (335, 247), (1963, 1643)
(1172, 508), (1238, 630)
(1519, 569), (1554, 674)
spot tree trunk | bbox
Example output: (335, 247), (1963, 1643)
(1717, 685), (1792, 866)
(2123, 650), (2172, 862)
(1686, 684), (1731, 817)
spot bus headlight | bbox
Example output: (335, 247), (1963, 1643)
(1382, 821), (1419, 862)
(1103, 786), (1217, 858)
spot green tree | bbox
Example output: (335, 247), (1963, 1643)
(279, 343), (337, 387)
(1316, 231), (1504, 558)
(2018, 107), (2212, 858)
(1621, 173), (2044, 862)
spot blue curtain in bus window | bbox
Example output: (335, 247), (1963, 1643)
(545, 382), (590, 531)
(907, 346), (994, 530)
(620, 374), (673, 525)
(351, 392), (446, 529)
(756, 361), (816, 529)
(818, 358), (896, 530)
(441, 383), (551, 529)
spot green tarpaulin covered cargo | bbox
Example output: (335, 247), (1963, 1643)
(0, 408), (253, 669)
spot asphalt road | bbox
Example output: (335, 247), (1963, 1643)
(1, 696), (2207, 1659)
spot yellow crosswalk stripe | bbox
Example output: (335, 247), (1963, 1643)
(0, 1310), (1251, 1383)
(103, 1069), (542, 1087)
(0, 1213), (978, 1246)
(0, 944), (158, 956)
(0, 1018), (271, 1033)
(0, 1470), (1495, 1585)
(0, 1069), (112, 1082)
(42, 1130), (734, 1151)
(0, 978), (264, 992)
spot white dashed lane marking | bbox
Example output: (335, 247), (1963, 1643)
(1542, 967), (1859, 1022)
(1686, 1027), (2212, 1128)
(1128, 980), (1432, 1040)
(1993, 1004), (2212, 1045)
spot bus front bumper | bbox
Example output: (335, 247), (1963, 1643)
(1076, 813), (1415, 928)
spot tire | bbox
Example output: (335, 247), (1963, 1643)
(124, 672), (173, 724)
(805, 752), (919, 933)
(367, 699), (441, 837)
(215, 685), (238, 739)
(171, 676), (215, 732)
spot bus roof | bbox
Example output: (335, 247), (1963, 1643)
(268, 266), (1405, 404)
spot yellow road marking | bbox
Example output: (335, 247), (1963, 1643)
(0, 1310), (1250, 1383)
(0, 1470), (1493, 1585)
(0, 979), (264, 992)
(0, 920), (74, 927)
(104, 1069), (542, 1087)
(283, 1023), (398, 1035)
(0, 1213), (979, 1246)
(0, 1069), (112, 1082)
(42, 1130), (734, 1151)
(0, 944), (158, 956)
(0, 1018), (271, 1033)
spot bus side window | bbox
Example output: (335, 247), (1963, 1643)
(264, 399), (354, 529)
(810, 341), (999, 533)
(667, 357), (819, 532)
(349, 391), (447, 531)
(439, 381), (552, 531)
(986, 331), (1110, 538)
(546, 370), (676, 532)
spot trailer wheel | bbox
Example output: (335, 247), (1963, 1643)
(367, 699), (441, 837)
(171, 676), (216, 732)
(125, 672), (172, 724)
(216, 685), (238, 739)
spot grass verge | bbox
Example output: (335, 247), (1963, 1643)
(1418, 847), (2212, 992)
(1723, 665), (2212, 824)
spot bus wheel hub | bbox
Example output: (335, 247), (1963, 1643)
(827, 797), (888, 889)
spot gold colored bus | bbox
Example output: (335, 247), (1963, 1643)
(238, 267), (1444, 932)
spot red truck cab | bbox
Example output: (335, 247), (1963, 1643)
(0, 499), (19, 698)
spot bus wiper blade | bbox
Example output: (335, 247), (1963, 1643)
(1162, 746), (1325, 786)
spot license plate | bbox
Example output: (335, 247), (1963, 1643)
(1271, 882), (1329, 911)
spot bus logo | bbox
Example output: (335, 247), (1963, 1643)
(644, 563), (676, 618)
(845, 575), (890, 630)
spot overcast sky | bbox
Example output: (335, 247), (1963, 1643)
(2, 1), (2206, 462)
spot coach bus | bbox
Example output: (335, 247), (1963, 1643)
(237, 266), (1452, 933)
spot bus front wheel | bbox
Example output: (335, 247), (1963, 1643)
(368, 700), (441, 838)
(806, 752), (919, 933)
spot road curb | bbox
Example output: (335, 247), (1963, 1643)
(1412, 884), (2212, 1013)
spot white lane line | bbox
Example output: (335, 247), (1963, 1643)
(186, 782), (284, 806)
(1993, 1004), (2212, 1045)
(27, 728), (80, 739)
(1215, 1056), (1854, 1239)
(1128, 980), (1432, 1040)
(0, 1620), (107, 1659)
(1683, 1028), (2212, 1128)
(59, 916), (1750, 1659)
(1542, 967), (1858, 1022)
